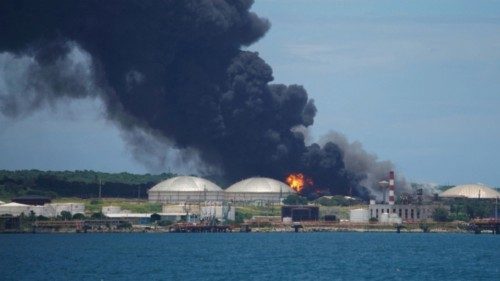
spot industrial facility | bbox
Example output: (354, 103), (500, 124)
(148, 176), (295, 205)
(354, 171), (446, 223)
(0, 202), (85, 217)
(0, 170), (498, 233)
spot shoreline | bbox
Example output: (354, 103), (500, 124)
(0, 225), (478, 234)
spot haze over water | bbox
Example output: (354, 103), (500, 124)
(1, 232), (498, 280)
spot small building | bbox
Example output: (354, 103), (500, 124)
(281, 205), (319, 221)
(105, 213), (152, 225)
(200, 205), (235, 221)
(349, 208), (369, 223)
(42, 203), (85, 217)
(0, 202), (33, 216)
(162, 203), (235, 221)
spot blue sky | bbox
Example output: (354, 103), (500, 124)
(1, 0), (499, 186)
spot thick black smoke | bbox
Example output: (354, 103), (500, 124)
(320, 132), (412, 200)
(0, 0), (375, 196)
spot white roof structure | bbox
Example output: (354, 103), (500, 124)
(226, 177), (295, 194)
(149, 176), (223, 193)
(1, 202), (30, 207)
(105, 213), (152, 218)
(440, 184), (500, 199)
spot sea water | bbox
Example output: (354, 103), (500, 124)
(0, 232), (498, 280)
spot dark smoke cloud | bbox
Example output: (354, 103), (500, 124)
(0, 0), (392, 197)
(319, 132), (411, 199)
(0, 43), (99, 118)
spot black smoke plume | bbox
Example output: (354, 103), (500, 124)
(0, 0), (388, 197)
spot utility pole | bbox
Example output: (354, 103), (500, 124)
(496, 196), (498, 222)
(98, 179), (102, 199)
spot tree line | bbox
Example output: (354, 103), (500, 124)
(0, 169), (175, 199)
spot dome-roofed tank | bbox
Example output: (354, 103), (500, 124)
(148, 176), (224, 203)
(225, 177), (295, 204)
(440, 183), (500, 199)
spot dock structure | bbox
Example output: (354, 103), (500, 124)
(469, 219), (500, 234)
(33, 219), (129, 232)
(169, 223), (231, 233)
(34, 220), (84, 230)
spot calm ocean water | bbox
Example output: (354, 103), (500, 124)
(0, 232), (498, 280)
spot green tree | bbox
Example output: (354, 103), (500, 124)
(91, 212), (105, 219)
(60, 211), (72, 220)
(117, 221), (132, 229)
(150, 213), (161, 222)
(432, 207), (450, 222)
(72, 213), (86, 220)
(234, 211), (252, 224)
(283, 194), (308, 205)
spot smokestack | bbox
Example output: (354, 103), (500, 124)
(389, 171), (395, 205)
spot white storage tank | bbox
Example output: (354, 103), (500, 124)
(349, 208), (369, 223)
(225, 177), (295, 204)
(148, 176), (224, 203)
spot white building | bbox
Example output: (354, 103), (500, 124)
(0, 202), (84, 217)
(0, 202), (33, 216)
(201, 204), (235, 221)
(369, 203), (441, 222)
(42, 203), (85, 217)
(349, 208), (369, 223)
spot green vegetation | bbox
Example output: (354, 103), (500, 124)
(449, 198), (495, 221)
(150, 213), (161, 222)
(0, 169), (175, 200)
(60, 211), (72, 220)
(158, 220), (173, 227)
(432, 207), (451, 222)
(419, 221), (431, 233)
(283, 194), (308, 205)
(234, 205), (281, 223)
(91, 212), (105, 219)
(72, 213), (86, 220)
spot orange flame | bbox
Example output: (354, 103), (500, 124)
(286, 173), (313, 193)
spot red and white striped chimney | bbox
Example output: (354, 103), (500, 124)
(388, 171), (395, 205)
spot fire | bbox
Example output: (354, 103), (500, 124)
(286, 173), (313, 193)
